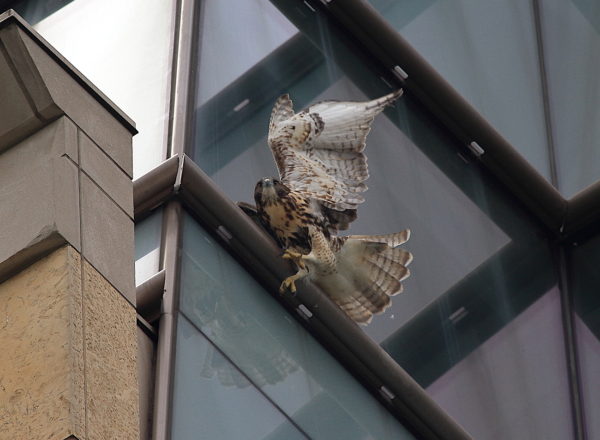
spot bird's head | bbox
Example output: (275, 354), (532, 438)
(254, 177), (290, 205)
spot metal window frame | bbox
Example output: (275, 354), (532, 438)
(134, 1), (600, 439)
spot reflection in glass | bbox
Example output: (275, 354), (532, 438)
(33, 0), (175, 178)
(172, 317), (307, 440)
(181, 245), (298, 388)
(426, 288), (573, 440)
(135, 208), (162, 286)
(370, 0), (552, 183)
(180, 214), (416, 440)
(373, 0), (600, 198)
(539, 0), (600, 197)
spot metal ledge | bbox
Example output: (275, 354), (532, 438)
(133, 154), (180, 221)
(136, 269), (165, 324)
(563, 180), (600, 240)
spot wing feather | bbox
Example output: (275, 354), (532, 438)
(267, 90), (403, 216)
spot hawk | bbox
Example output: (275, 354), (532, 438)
(252, 90), (412, 324)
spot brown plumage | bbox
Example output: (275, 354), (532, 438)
(253, 90), (413, 324)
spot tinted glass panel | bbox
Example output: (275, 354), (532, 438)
(373, 0), (600, 198)
(426, 288), (572, 440)
(570, 233), (600, 439)
(539, 0), (600, 197)
(179, 214), (416, 440)
(371, 0), (552, 183)
(172, 316), (308, 440)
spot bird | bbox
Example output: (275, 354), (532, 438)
(251, 89), (412, 324)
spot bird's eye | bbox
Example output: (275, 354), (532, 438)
(290, 125), (295, 130)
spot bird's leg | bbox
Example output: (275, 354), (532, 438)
(281, 249), (306, 269)
(279, 267), (309, 294)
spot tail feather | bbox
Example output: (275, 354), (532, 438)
(322, 229), (412, 325)
(337, 298), (375, 324)
(350, 229), (410, 247)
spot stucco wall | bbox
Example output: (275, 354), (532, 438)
(0, 246), (139, 439)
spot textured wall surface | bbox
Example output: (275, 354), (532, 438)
(83, 259), (139, 439)
(0, 246), (139, 439)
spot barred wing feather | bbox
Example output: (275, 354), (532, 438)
(267, 90), (403, 213)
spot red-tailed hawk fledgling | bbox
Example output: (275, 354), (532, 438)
(253, 90), (412, 324)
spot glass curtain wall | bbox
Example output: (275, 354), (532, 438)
(186, 1), (575, 439)
(372, 0), (600, 198)
(171, 214), (416, 440)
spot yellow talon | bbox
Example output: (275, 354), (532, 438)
(279, 276), (297, 294)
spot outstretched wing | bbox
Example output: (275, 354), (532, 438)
(267, 90), (403, 222)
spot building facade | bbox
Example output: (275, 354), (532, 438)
(1, 1), (599, 439)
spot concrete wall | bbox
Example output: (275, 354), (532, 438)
(0, 11), (140, 439)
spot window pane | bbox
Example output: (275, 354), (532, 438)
(374, 0), (600, 198)
(172, 316), (307, 440)
(539, 0), (600, 197)
(180, 214), (416, 440)
(33, 0), (175, 178)
(135, 208), (162, 286)
(570, 233), (600, 439)
(370, 0), (552, 184)
(425, 288), (573, 440)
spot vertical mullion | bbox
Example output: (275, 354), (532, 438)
(152, 200), (184, 440)
(153, 0), (197, 436)
(167, 0), (198, 158)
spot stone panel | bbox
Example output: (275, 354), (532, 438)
(0, 246), (140, 440)
(83, 259), (139, 440)
(0, 157), (81, 281)
(0, 246), (85, 440)
(0, 117), (81, 281)
(0, 117), (78, 181)
(80, 174), (135, 304)
(79, 129), (133, 217)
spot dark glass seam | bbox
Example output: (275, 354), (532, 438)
(531, 0), (560, 190)
(556, 244), (588, 440)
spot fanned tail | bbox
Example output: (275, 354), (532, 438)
(333, 230), (412, 324)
